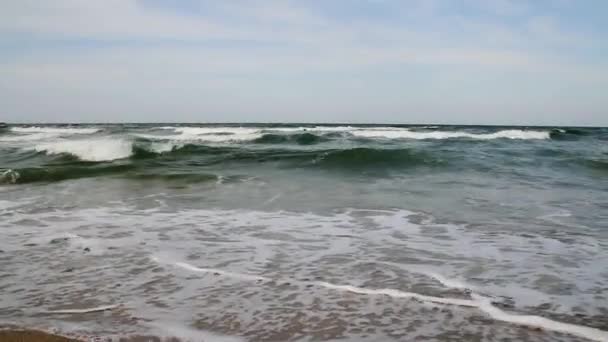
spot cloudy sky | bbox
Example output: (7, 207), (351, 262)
(1, 0), (607, 125)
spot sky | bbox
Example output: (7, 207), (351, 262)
(0, 0), (607, 125)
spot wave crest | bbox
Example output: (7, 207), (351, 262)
(34, 138), (133, 162)
(139, 126), (552, 143)
(353, 129), (550, 140)
(11, 126), (100, 134)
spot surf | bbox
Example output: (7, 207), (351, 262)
(160, 258), (608, 342)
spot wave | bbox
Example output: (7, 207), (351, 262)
(585, 159), (608, 171)
(140, 127), (263, 143)
(0, 165), (222, 185)
(263, 127), (550, 141)
(549, 128), (592, 140)
(352, 129), (550, 140)
(0, 132), (63, 142)
(1, 126), (102, 143)
(0, 164), (135, 184)
(1, 146), (439, 184)
(312, 147), (439, 169)
(133, 145), (439, 169)
(11, 126), (100, 134)
(141, 126), (552, 143)
(34, 138), (133, 162)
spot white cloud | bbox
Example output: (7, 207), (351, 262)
(0, 0), (606, 124)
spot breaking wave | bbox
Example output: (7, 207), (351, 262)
(11, 126), (101, 134)
(1, 125), (603, 185)
(139, 127), (263, 143)
(351, 129), (550, 140)
(34, 138), (133, 162)
(140, 126), (551, 142)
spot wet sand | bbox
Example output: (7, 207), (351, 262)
(0, 329), (79, 342)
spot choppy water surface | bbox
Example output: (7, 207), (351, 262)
(1, 124), (607, 341)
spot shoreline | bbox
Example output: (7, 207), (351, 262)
(0, 329), (81, 342)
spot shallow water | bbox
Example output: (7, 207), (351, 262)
(1, 124), (607, 341)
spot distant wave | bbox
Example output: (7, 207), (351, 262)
(351, 129), (550, 140)
(0, 126), (101, 143)
(11, 126), (100, 134)
(139, 127), (263, 143)
(1, 126), (592, 144)
(143, 126), (552, 142)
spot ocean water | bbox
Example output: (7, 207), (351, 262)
(0, 124), (607, 341)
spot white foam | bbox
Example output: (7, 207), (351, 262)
(262, 126), (549, 140)
(174, 261), (267, 282)
(473, 294), (608, 341)
(327, 283), (608, 341)
(0, 132), (67, 142)
(0, 199), (20, 210)
(352, 129), (550, 140)
(148, 142), (178, 154)
(34, 138), (133, 161)
(423, 272), (475, 291)
(164, 259), (608, 342)
(175, 127), (262, 142)
(0, 169), (20, 184)
(138, 127), (263, 143)
(135, 126), (550, 142)
(266, 126), (393, 133)
(315, 282), (479, 307)
(11, 127), (100, 134)
(2, 127), (99, 143)
(44, 304), (119, 314)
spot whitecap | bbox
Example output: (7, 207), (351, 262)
(148, 142), (179, 154)
(136, 127), (263, 143)
(352, 129), (550, 140)
(34, 138), (133, 162)
(11, 126), (100, 134)
(44, 304), (120, 314)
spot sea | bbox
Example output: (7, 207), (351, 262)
(0, 124), (607, 341)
